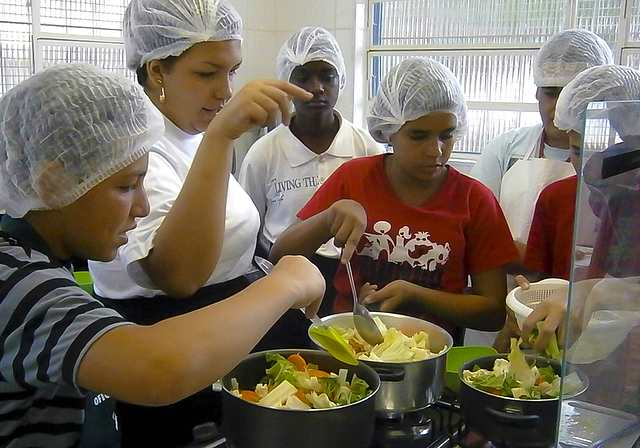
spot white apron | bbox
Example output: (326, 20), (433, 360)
(499, 133), (575, 243)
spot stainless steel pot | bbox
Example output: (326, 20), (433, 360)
(458, 354), (588, 448)
(219, 349), (380, 448)
(310, 312), (453, 417)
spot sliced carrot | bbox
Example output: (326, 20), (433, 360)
(484, 387), (503, 396)
(295, 389), (312, 406)
(348, 339), (365, 353)
(287, 353), (307, 371)
(308, 368), (331, 379)
(240, 390), (261, 403)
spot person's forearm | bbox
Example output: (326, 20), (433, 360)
(141, 130), (234, 298)
(78, 274), (303, 405)
(270, 213), (332, 262)
(409, 285), (506, 331)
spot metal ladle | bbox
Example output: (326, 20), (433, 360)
(345, 260), (384, 346)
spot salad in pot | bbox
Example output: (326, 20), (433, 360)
(230, 353), (372, 409)
(462, 338), (584, 399)
(331, 317), (448, 362)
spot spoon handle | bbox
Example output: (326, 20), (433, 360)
(345, 260), (359, 305)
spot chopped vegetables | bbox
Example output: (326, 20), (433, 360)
(527, 321), (564, 361)
(462, 338), (584, 399)
(331, 317), (447, 362)
(231, 353), (372, 409)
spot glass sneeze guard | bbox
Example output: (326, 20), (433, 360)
(558, 100), (640, 448)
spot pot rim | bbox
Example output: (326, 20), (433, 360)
(311, 312), (453, 364)
(458, 353), (588, 402)
(221, 348), (381, 412)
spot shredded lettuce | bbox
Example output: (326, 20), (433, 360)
(264, 353), (298, 387)
(528, 321), (564, 361)
(333, 321), (446, 362)
(462, 338), (583, 400)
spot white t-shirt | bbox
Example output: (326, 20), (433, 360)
(90, 116), (260, 299)
(238, 111), (385, 258)
(470, 123), (571, 200)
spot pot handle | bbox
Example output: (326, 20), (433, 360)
(371, 365), (405, 382)
(485, 407), (540, 428)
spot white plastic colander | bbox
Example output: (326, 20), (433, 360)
(506, 278), (640, 364)
(506, 278), (569, 329)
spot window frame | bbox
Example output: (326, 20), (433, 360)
(365, 0), (640, 157)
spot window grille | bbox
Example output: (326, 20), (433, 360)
(0, 1), (32, 96)
(39, 41), (131, 79)
(0, 0), (129, 100)
(368, 0), (637, 154)
(40, 0), (126, 37)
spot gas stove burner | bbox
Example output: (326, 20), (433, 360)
(372, 413), (435, 448)
(370, 401), (464, 448)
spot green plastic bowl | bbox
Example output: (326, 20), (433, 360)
(73, 270), (94, 294)
(445, 345), (497, 392)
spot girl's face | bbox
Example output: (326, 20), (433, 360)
(149, 40), (242, 134)
(388, 111), (457, 184)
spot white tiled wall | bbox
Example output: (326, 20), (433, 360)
(232, 0), (363, 166)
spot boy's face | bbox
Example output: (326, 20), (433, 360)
(569, 130), (582, 172)
(537, 86), (568, 145)
(57, 155), (150, 261)
(388, 111), (457, 184)
(289, 60), (340, 119)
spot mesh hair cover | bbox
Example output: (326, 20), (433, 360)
(0, 63), (164, 217)
(124, 0), (243, 69)
(367, 58), (468, 143)
(276, 26), (346, 90)
(554, 65), (640, 134)
(533, 29), (613, 87)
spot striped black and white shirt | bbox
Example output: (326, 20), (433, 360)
(0, 218), (129, 448)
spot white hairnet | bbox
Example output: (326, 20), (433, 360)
(276, 26), (346, 90)
(367, 58), (468, 143)
(0, 63), (164, 218)
(554, 65), (640, 134)
(124, 0), (243, 70)
(533, 29), (613, 87)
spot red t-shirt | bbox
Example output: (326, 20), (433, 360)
(298, 155), (518, 328)
(523, 176), (577, 280)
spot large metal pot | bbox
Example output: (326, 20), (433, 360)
(219, 349), (380, 448)
(458, 354), (588, 448)
(310, 312), (453, 417)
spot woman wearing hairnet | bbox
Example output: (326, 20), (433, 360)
(0, 64), (324, 448)
(86, 0), (319, 446)
(471, 29), (613, 253)
(271, 58), (519, 344)
(238, 27), (385, 316)
(520, 64), (640, 354)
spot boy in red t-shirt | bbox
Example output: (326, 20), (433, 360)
(271, 58), (518, 344)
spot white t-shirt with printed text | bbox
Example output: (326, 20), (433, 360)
(238, 111), (385, 258)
